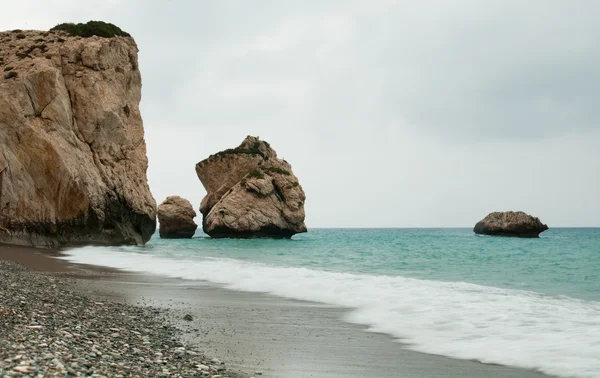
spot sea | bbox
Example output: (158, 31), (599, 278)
(60, 228), (600, 378)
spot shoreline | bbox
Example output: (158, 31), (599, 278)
(84, 274), (556, 378)
(0, 243), (124, 277)
(0, 245), (555, 378)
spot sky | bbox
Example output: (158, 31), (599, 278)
(3, 1), (599, 227)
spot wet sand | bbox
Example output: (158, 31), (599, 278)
(0, 243), (70, 272)
(0, 245), (554, 378)
(92, 277), (556, 378)
(0, 243), (121, 277)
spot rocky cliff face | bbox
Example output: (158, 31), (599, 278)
(474, 211), (548, 238)
(157, 196), (197, 239)
(0, 29), (156, 247)
(195, 136), (306, 238)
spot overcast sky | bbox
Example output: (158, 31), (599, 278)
(4, 1), (599, 227)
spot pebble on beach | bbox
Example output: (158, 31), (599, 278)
(0, 261), (248, 377)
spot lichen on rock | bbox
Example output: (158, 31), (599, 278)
(195, 136), (306, 238)
(0, 28), (156, 248)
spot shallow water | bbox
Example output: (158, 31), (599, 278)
(61, 228), (600, 378)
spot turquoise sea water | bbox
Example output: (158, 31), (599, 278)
(62, 228), (600, 378)
(147, 228), (600, 301)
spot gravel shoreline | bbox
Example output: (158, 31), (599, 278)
(0, 260), (249, 378)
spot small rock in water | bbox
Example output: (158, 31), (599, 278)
(183, 314), (193, 321)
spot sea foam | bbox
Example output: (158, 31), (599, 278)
(61, 246), (600, 378)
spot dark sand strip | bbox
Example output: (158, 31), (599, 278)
(0, 243), (69, 272)
(0, 243), (122, 277)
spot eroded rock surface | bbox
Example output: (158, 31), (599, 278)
(158, 196), (197, 239)
(195, 136), (306, 238)
(474, 211), (548, 238)
(0, 29), (156, 247)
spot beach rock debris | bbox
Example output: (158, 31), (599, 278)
(158, 196), (198, 239)
(196, 136), (307, 238)
(0, 28), (156, 248)
(0, 260), (248, 377)
(473, 211), (549, 238)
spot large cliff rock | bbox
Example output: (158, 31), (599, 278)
(195, 136), (306, 238)
(157, 196), (197, 239)
(0, 28), (156, 248)
(474, 211), (548, 238)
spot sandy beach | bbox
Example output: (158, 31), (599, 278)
(0, 245), (555, 378)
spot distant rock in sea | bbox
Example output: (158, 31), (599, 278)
(0, 24), (156, 248)
(474, 211), (548, 238)
(157, 196), (198, 239)
(195, 136), (306, 238)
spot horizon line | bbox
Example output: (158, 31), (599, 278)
(303, 226), (600, 229)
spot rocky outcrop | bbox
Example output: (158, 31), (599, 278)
(474, 211), (549, 238)
(157, 196), (197, 239)
(195, 136), (306, 238)
(0, 28), (156, 248)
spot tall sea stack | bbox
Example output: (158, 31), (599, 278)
(0, 24), (156, 248)
(195, 136), (306, 238)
